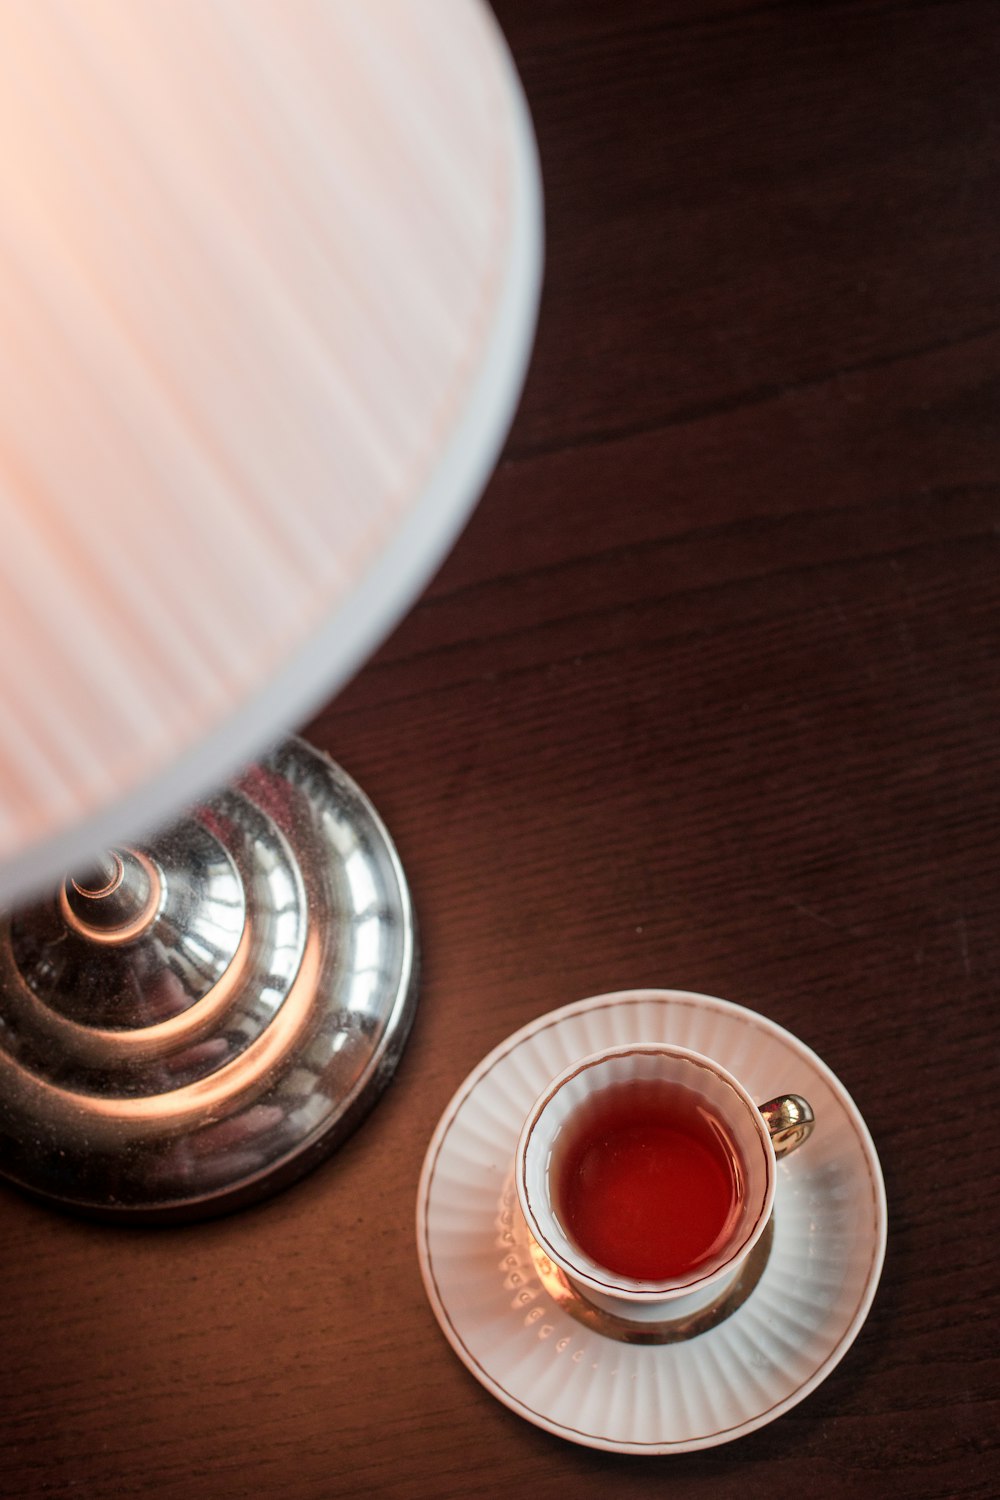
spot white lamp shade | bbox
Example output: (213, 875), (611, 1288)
(0, 0), (542, 904)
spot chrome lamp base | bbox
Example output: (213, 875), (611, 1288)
(0, 739), (417, 1221)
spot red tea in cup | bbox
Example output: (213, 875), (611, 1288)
(555, 1079), (744, 1282)
(517, 1040), (813, 1314)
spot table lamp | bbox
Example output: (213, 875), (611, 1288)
(0, 1), (541, 1220)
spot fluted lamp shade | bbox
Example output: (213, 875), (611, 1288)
(0, 1), (541, 1218)
(0, 0), (540, 903)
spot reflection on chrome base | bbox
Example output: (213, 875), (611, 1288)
(0, 739), (417, 1222)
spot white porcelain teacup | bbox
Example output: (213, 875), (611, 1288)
(515, 1043), (814, 1320)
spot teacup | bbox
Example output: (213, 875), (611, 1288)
(515, 1043), (814, 1319)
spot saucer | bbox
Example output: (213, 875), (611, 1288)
(416, 990), (887, 1453)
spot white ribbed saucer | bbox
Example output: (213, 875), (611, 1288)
(416, 990), (887, 1453)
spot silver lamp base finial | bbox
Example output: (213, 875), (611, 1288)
(0, 739), (417, 1222)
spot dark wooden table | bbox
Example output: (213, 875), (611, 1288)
(2, 2), (998, 1496)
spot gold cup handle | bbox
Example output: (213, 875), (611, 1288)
(759, 1095), (815, 1159)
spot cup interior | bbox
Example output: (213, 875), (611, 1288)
(516, 1045), (775, 1301)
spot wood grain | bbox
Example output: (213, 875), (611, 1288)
(1, 1), (998, 1496)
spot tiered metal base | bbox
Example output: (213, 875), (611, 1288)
(0, 739), (417, 1221)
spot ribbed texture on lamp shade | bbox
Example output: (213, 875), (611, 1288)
(0, 0), (539, 895)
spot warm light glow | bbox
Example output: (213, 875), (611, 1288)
(0, 1), (540, 903)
